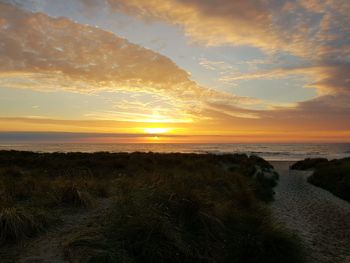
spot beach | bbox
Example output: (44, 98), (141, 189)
(271, 161), (350, 263)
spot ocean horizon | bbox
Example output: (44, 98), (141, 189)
(1, 143), (349, 161)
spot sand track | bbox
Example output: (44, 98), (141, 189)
(271, 162), (350, 263)
(17, 199), (111, 263)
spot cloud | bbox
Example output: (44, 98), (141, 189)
(4, 1), (348, 98)
(198, 57), (236, 73)
(101, 0), (350, 106)
(105, 0), (281, 52)
(103, 0), (350, 60)
(0, 2), (263, 121)
(1, 1), (350, 141)
(218, 62), (350, 96)
(0, 3), (189, 91)
(197, 95), (350, 137)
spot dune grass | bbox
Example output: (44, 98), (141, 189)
(290, 158), (328, 170)
(55, 183), (94, 208)
(0, 206), (51, 244)
(0, 151), (305, 262)
(292, 157), (350, 202)
(97, 163), (303, 263)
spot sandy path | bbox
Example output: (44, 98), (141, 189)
(17, 199), (111, 263)
(271, 161), (350, 263)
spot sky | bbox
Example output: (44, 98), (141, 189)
(0, 0), (350, 143)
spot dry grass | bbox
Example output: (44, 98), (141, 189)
(0, 207), (50, 244)
(0, 151), (305, 263)
(54, 182), (94, 208)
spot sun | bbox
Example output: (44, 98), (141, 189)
(144, 127), (170, 134)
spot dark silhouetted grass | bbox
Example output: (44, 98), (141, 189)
(100, 173), (304, 263)
(55, 183), (94, 208)
(0, 207), (50, 244)
(290, 158), (328, 170)
(0, 151), (305, 262)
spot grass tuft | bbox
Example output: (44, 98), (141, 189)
(63, 230), (118, 263)
(56, 183), (94, 208)
(0, 207), (50, 244)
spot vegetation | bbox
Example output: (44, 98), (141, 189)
(0, 151), (304, 262)
(292, 157), (350, 202)
(0, 207), (50, 245)
(290, 158), (328, 170)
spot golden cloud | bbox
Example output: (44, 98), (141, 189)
(0, 2), (263, 121)
(0, 3), (188, 89)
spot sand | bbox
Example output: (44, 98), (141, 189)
(270, 161), (350, 263)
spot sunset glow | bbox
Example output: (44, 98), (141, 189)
(144, 128), (170, 134)
(0, 0), (349, 143)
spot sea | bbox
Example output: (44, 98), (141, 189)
(0, 143), (350, 161)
